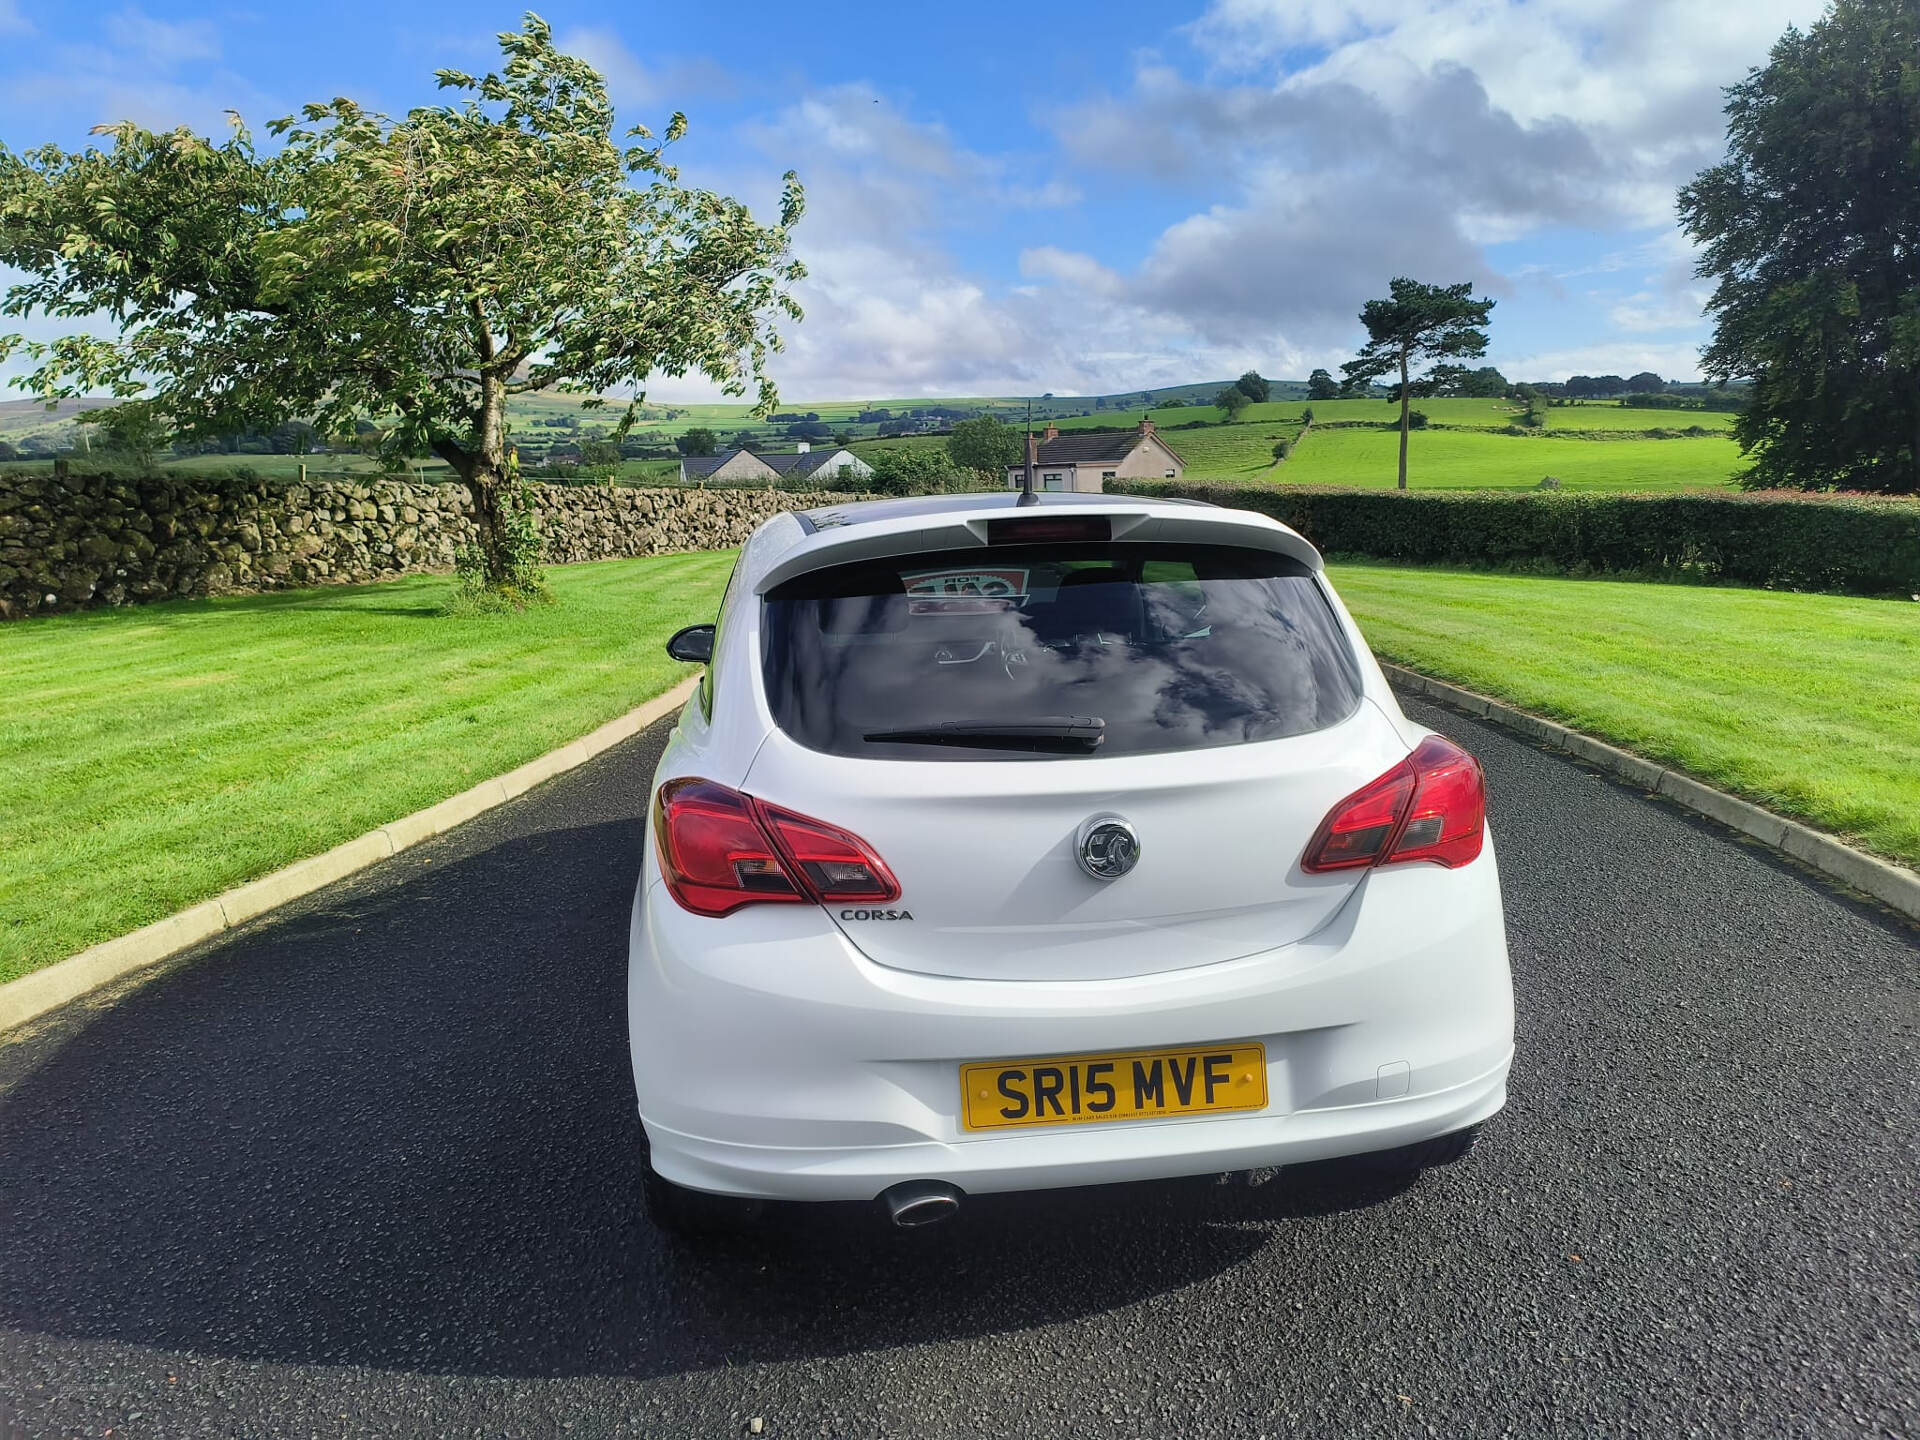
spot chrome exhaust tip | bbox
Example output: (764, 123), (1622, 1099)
(879, 1180), (963, 1228)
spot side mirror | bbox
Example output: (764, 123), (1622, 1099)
(665, 624), (715, 664)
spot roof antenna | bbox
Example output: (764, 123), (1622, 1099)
(1018, 396), (1040, 506)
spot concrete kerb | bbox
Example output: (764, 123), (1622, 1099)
(0, 674), (700, 1038)
(1382, 661), (1920, 927)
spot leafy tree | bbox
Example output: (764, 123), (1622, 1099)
(676, 427), (718, 455)
(1306, 367), (1340, 400)
(0, 438), (16, 461)
(946, 413), (1020, 477)
(1626, 371), (1666, 394)
(1437, 364), (1510, 398)
(579, 438), (622, 465)
(867, 446), (959, 496)
(1213, 385), (1251, 420)
(1341, 278), (1494, 488)
(730, 429), (758, 450)
(833, 428), (853, 446)
(1234, 369), (1270, 403)
(81, 400), (171, 469)
(0, 14), (805, 589)
(1679, 0), (1919, 491)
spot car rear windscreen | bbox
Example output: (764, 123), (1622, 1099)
(761, 542), (1364, 760)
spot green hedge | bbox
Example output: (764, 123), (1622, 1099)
(1115, 482), (1920, 595)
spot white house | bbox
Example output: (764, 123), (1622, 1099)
(1004, 418), (1187, 493)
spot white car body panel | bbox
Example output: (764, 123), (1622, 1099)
(628, 493), (1515, 1202)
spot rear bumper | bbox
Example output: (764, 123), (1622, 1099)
(645, 1054), (1509, 1200)
(629, 845), (1514, 1202)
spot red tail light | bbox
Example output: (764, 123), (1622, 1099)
(652, 778), (900, 918)
(1301, 736), (1486, 873)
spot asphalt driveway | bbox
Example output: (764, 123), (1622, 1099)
(1, 698), (1914, 1438)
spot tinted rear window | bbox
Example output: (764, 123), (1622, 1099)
(761, 542), (1363, 760)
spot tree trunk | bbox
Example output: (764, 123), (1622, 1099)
(434, 378), (516, 588)
(1397, 348), (1411, 490)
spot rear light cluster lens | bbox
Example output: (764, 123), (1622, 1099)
(1301, 735), (1486, 873)
(652, 778), (900, 917)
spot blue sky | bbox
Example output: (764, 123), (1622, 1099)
(0, 0), (1825, 402)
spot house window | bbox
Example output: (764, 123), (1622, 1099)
(1164, 469), (1177, 479)
(1042, 472), (1065, 491)
(1101, 471), (1117, 482)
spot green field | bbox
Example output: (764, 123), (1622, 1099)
(1049, 397), (1737, 433)
(1281, 425), (1744, 491)
(1530, 403), (1736, 432)
(0, 551), (732, 983)
(1162, 421), (1304, 482)
(854, 409), (1746, 491)
(1333, 564), (1920, 868)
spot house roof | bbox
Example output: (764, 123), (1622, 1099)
(765, 450), (839, 477)
(1011, 429), (1187, 469)
(681, 447), (864, 480)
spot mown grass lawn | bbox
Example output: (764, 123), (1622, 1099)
(0, 551), (733, 984)
(1332, 563), (1920, 868)
(1284, 425), (1743, 491)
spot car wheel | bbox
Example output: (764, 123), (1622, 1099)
(640, 1145), (765, 1238)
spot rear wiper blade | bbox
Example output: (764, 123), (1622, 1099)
(864, 715), (1106, 752)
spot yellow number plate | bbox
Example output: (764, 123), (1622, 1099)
(960, 1042), (1268, 1132)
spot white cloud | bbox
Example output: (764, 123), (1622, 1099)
(975, 0), (1817, 389)
(0, 1), (32, 37)
(1019, 247), (1125, 299)
(1608, 288), (1711, 335)
(649, 0), (1786, 403)
(1497, 340), (1708, 383)
(3, 7), (281, 134)
(102, 8), (219, 67)
(643, 87), (1110, 402)
(554, 25), (732, 111)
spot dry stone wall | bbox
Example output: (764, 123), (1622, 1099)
(0, 470), (863, 618)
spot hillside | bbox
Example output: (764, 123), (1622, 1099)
(1, 380), (1747, 494)
(0, 379), (1274, 455)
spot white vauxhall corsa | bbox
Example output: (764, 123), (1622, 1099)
(628, 492), (1514, 1233)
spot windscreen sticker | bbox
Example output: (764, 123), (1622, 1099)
(901, 566), (1030, 614)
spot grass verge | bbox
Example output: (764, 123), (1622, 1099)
(0, 551), (733, 985)
(1331, 563), (1920, 868)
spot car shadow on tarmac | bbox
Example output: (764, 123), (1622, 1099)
(0, 820), (1410, 1383)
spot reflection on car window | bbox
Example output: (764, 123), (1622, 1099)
(701, 558), (741, 720)
(762, 543), (1362, 760)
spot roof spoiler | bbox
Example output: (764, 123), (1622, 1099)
(756, 502), (1322, 594)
